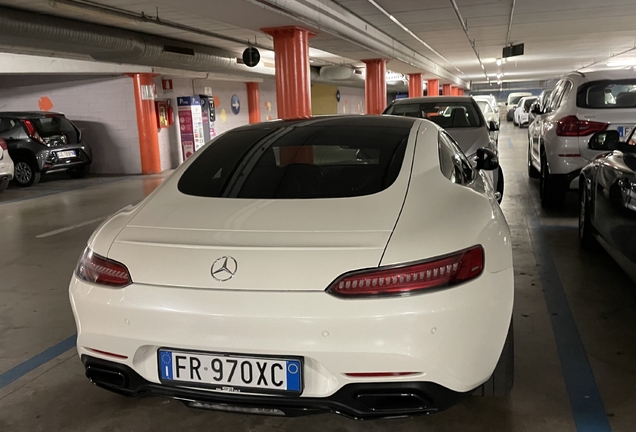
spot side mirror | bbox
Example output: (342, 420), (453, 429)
(588, 130), (620, 151)
(489, 120), (499, 132)
(476, 147), (499, 171)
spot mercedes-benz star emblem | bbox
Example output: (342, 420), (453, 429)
(211, 256), (238, 282)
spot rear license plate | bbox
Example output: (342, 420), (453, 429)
(158, 349), (303, 395)
(56, 150), (76, 159)
(617, 126), (632, 138)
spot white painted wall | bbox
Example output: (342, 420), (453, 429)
(0, 75), (140, 174)
(337, 86), (365, 114)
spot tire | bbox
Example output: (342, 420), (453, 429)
(496, 166), (504, 203)
(68, 164), (90, 179)
(527, 141), (540, 178)
(474, 322), (514, 397)
(540, 152), (565, 208)
(13, 158), (41, 187)
(513, 119), (518, 127)
(579, 179), (598, 249)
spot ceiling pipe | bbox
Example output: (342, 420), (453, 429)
(506, 0), (516, 47)
(448, 0), (488, 82)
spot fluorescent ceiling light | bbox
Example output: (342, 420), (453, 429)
(496, 58), (502, 66)
(606, 59), (636, 67)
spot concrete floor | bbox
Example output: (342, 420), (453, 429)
(0, 124), (634, 431)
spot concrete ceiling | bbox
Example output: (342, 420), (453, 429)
(1, 0), (635, 86)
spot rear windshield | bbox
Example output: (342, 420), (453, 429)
(524, 98), (537, 109)
(385, 101), (482, 128)
(477, 101), (491, 114)
(177, 125), (409, 199)
(577, 80), (636, 109)
(31, 115), (79, 143)
(509, 95), (526, 105)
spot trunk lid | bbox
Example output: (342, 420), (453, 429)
(108, 163), (413, 292)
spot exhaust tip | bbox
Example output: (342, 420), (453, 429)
(85, 365), (128, 388)
(356, 393), (431, 412)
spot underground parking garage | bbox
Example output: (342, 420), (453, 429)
(1, 1), (636, 431)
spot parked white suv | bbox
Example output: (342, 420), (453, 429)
(0, 138), (14, 192)
(528, 70), (636, 207)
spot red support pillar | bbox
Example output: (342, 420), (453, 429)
(451, 86), (459, 96)
(408, 73), (423, 98)
(130, 73), (161, 174)
(363, 59), (387, 114)
(427, 79), (439, 96)
(261, 26), (314, 119)
(442, 84), (452, 96)
(458, 88), (465, 96)
(246, 82), (261, 124)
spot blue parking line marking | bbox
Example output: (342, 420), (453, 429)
(0, 335), (77, 390)
(285, 360), (301, 392)
(507, 137), (513, 148)
(518, 173), (612, 432)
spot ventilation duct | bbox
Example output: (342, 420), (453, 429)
(0, 7), (233, 72)
(319, 65), (353, 80)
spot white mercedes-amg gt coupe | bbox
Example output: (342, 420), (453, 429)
(69, 116), (514, 419)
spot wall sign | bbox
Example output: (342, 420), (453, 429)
(141, 85), (155, 100)
(162, 79), (173, 92)
(177, 96), (206, 160)
(231, 94), (241, 115)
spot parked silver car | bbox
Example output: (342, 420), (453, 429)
(383, 96), (504, 202)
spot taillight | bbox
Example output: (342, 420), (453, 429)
(0, 138), (6, 150)
(20, 119), (47, 145)
(327, 246), (484, 297)
(556, 115), (608, 137)
(75, 247), (132, 287)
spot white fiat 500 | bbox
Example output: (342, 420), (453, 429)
(70, 116), (514, 419)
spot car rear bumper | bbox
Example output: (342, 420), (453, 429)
(69, 267), (513, 407)
(39, 146), (92, 172)
(82, 355), (467, 419)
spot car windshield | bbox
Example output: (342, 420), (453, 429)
(524, 98), (538, 109)
(31, 115), (79, 143)
(477, 101), (491, 114)
(577, 79), (636, 109)
(178, 124), (410, 199)
(385, 101), (482, 128)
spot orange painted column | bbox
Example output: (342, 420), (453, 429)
(458, 88), (465, 96)
(451, 86), (459, 96)
(408, 73), (423, 98)
(261, 26), (313, 119)
(246, 82), (261, 124)
(442, 84), (452, 96)
(427, 79), (439, 96)
(130, 73), (161, 174)
(363, 59), (387, 114)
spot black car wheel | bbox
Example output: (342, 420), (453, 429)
(474, 322), (514, 397)
(527, 140), (540, 178)
(68, 164), (90, 179)
(579, 180), (597, 249)
(13, 159), (41, 187)
(540, 152), (565, 208)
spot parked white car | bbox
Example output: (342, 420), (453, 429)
(506, 92), (532, 121)
(70, 116), (514, 419)
(0, 138), (14, 192)
(513, 96), (538, 127)
(528, 70), (636, 207)
(384, 96), (504, 202)
(476, 99), (500, 127)
(473, 95), (499, 114)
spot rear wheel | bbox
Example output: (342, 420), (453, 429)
(68, 164), (90, 179)
(474, 323), (514, 397)
(540, 152), (565, 208)
(13, 158), (40, 187)
(579, 179), (598, 249)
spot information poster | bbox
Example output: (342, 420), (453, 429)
(177, 96), (206, 159)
